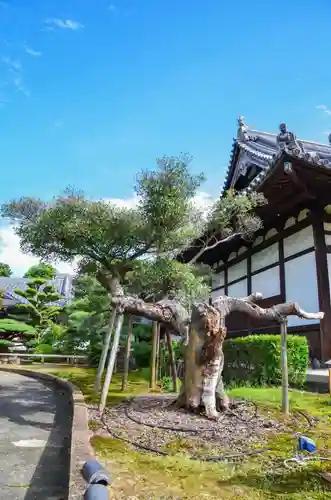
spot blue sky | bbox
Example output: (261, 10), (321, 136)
(1, 0), (331, 203)
(1, 0), (331, 275)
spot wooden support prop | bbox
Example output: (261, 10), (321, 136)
(155, 323), (160, 383)
(99, 314), (124, 414)
(149, 321), (158, 390)
(280, 320), (289, 415)
(121, 315), (133, 391)
(94, 308), (117, 393)
(166, 330), (178, 393)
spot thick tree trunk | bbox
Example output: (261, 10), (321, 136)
(166, 330), (178, 393)
(94, 307), (117, 393)
(99, 313), (124, 414)
(121, 315), (133, 391)
(176, 303), (228, 418)
(150, 321), (158, 390)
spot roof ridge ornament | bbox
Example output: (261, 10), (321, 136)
(276, 123), (305, 154)
(237, 116), (257, 142)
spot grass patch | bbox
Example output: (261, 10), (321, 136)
(17, 365), (331, 499)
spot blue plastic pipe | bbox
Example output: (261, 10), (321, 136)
(82, 460), (111, 486)
(84, 483), (109, 500)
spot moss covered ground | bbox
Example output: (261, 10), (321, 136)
(19, 365), (331, 499)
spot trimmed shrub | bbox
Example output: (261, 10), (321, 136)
(223, 334), (308, 387)
(34, 343), (55, 355)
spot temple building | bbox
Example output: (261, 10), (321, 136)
(182, 117), (331, 362)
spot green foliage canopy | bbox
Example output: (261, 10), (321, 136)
(127, 258), (211, 307)
(24, 262), (57, 280)
(0, 318), (36, 337)
(11, 277), (63, 330)
(0, 262), (12, 277)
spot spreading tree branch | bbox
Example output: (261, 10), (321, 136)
(212, 294), (324, 323)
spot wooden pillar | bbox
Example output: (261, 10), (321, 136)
(224, 264), (228, 295)
(247, 255), (252, 295)
(278, 239), (286, 302)
(312, 213), (331, 361)
(247, 249), (252, 334)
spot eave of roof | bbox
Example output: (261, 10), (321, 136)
(221, 120), (331, 196)
(242, 147), (331, 196)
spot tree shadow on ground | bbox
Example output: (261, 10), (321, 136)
(0, 377), (72, 500)
(23, 381), (72, 500)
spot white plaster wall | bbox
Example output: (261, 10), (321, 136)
(285, 251), (319, 327)
(283, 226), (314, 258)
(251, 266), (280, 298)
(227, 279), (247, 298)
(212, 271), (224, 290)
(228, 259), (247, 283)
(211, 287), (224, 302)
(324, 223), (331, 246)
(251, 243), (279, 272)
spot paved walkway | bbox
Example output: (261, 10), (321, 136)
(0, 371), (72, 500)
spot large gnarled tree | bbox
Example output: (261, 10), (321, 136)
(1, 155), (323, 417)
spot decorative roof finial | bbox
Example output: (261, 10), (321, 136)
(276, 122), (304, 153)
(237, 115), (245, 127)
(237, 116), (257, 142)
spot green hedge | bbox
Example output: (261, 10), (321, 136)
(223, 334), (308, 387)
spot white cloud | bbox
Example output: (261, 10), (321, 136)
(0, 192), (215, 277)
(45, 18), (84, 30)
(13, 75), (29, 97)
(0, 226), (76, 277)
(2, 56), (21, 72)
(25, 46), (42, 57)
(106, 194), (140, 209)
(316, 105), (331, 116)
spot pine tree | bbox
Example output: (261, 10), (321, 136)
(11, 277), (63, 342)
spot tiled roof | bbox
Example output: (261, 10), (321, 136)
(222, 118), (331, 195)
(0, 274), (73, 306)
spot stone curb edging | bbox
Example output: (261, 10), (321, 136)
(0, 367), (94, 499)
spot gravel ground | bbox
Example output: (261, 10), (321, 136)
(88, 395), (286, 458)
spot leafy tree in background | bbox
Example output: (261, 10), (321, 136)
(11, 277), (63, 343)
(52, 274), (112, 359)
(0, 318), (36, 352)
(0, 262), (12, 277)
(24, 262), (57, 280)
